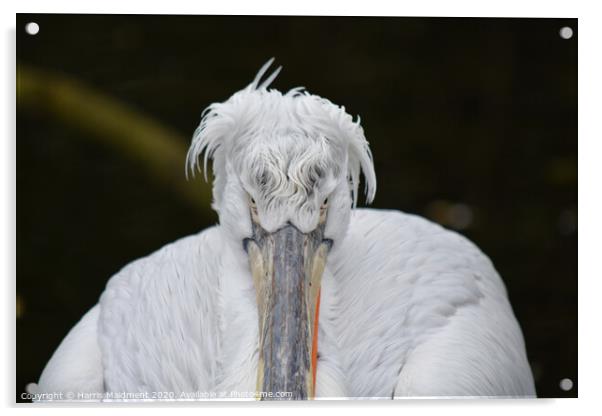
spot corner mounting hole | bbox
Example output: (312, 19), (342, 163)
(25, 22), (39, 35)
(559, 378), (573, 391)
(559, 26), (573, 40)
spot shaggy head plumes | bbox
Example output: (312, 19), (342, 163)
(186, 59), (376, 237)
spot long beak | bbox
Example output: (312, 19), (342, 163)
(245, 219), (331, 400)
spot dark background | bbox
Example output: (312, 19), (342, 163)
(16, 14), (577, 400)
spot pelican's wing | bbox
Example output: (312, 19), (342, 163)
(32, 226), (225, 400)
(97, 226), (224, 395)
(30, 305), (104, 400)
(322, 208), (535, 398)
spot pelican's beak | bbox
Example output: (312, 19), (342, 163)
(244, 215), (331, 400)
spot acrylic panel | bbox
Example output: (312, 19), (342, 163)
(16, 14), (577, 402)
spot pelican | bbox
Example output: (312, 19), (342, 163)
(31, 59), (536, 400)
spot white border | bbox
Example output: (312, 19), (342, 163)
(3, 1), (599, 415)
(9, 0), (581, 17)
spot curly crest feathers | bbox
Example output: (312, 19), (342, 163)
(186, 59), (376, 211)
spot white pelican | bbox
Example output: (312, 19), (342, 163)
(32, 59), (535, 400)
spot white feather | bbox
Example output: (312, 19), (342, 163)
(186, 59), (376, 217)
(31, 306), (103, 400)
(35, 209), (535, 399)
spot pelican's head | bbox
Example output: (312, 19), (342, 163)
(187, 59), (376, 400)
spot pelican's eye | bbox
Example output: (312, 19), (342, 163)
(321, 198), (329, 210)
(248, 194), (259, 218)
(319, 197), (329, 223)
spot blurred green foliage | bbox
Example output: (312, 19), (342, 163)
(18, 65), (214, 216)
(16, 14), (576, 400)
